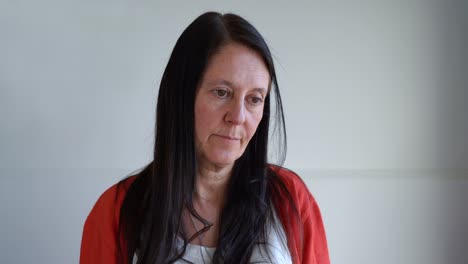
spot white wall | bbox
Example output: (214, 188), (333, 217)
(1, 0), (467, 263)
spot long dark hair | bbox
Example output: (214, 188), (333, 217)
(117, 12), (297, 264)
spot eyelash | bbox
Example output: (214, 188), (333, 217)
(214, 89), (229, 98)
(212, 89), (264, 105)
(249, 96), (263, 105)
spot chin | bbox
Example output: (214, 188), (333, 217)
(209, 158), (237, 167)
(205, 151), (241, 167)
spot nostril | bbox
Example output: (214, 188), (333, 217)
(224, 100), (247, 125)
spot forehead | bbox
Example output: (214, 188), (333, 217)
(200, 43), (270, 91)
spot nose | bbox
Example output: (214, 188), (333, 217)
(225, 98), (246, 125)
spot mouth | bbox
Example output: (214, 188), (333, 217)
(214, 134), (240, 141)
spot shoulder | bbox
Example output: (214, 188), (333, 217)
(268, 165), (313, 201)
(83, 175), (137, 234)
(80, 176), (137, 263)
(268, 165), (331, 264)
(268, 165), (305, 186)
(268, 164), (321, 223)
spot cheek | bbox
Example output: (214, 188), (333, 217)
(195, 102), (217, 139)
(246, 111), (264, 138)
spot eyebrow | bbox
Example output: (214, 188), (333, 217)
(207, 79), (268, 93)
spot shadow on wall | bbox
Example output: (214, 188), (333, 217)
(436, 1), (468, 262)
(436, 0), (468, 170)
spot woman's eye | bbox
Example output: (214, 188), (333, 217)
(250, 96), (263, 105)
(214, 89), (229, 98)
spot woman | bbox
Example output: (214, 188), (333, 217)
(80, 12), (330, 264)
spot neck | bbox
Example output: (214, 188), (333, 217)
(195, 161), (233, 207)
(185, 161), (234, 247)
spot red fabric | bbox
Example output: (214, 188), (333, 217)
(80, 167), (330, 263)
(271, 166), (330, 264)
(80, 177), (134, 264)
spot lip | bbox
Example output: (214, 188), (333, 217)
(214, 134), (240, 141)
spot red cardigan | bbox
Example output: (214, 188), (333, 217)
(80, 167), (330, 264)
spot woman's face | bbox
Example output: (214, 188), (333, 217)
(194, 43), (270, 168)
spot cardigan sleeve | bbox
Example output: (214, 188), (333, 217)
(80, 178), (134, 264)
(273, 167), (330, 264)
(301, 187), (330, 264)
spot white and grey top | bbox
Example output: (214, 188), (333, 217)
(133, 206), (292, 264)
